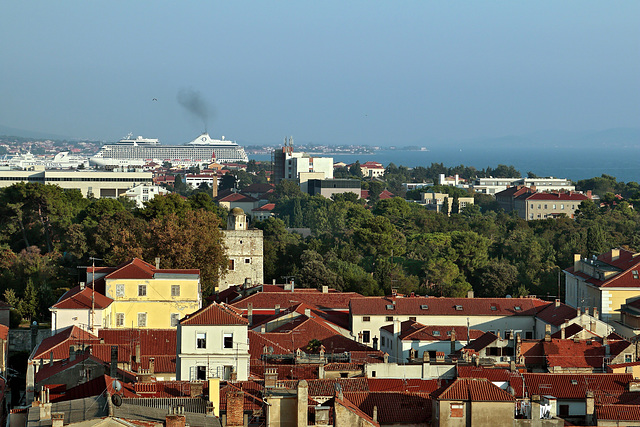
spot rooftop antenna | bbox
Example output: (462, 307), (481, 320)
(89, 257), (103, 332)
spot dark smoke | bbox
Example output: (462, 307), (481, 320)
(177, 88), (211, 132)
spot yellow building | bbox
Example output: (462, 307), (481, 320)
(565, 248), (640, 324)
(88, 258), (201, 329)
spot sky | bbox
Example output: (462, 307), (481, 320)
(1, 1), (639, 146)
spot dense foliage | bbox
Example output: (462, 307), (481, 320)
(0, 184), (228, 321)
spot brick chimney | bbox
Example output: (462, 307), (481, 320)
(612, 248), (620, 261)
(51, 413), (64, 427)
(165, 414), (186, 427)
(264, 368), (278, 388)
(226, 390), (244, 427)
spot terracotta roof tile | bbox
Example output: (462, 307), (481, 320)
(521, 373), (632, 400)
(32, 326), (100, 360)
(181, 302), (248, 326)
(350, 297), (541, 316)
(343, 391), (431, 425)
(535, 301), (578, 326)
(366, 378), (441, 394)
(335, 395), (380, 427)
(433, 378), (515, 402)
(381, 320), (484, 341)
(596, 404), (640, 421)
(233, 291), (361, 311)
(52, 286), (113, 310)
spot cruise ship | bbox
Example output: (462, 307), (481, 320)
(1, 151), (89, 169)
(89, 133), (249, 167)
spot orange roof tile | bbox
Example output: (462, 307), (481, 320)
(181, 302), (248, 326)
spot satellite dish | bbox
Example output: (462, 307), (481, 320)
(112, 379), (122, 392)
(112, 394), (122, 407)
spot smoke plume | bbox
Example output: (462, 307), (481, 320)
(177, 88), (212, 132)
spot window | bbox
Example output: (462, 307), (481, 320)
(553, 204), (556, 209)
(363, 316), (370, 322)
(137, 312), (147, 327)
(385, 304), (395, 310)
(138, 284), (147, 297)
(530, 204), (533, 209)
(626, 354), (633, 363)
(386, 316), (393, 322)
(450, 403), (464, 418)
(171, 285), (180, 297)
(633, 270), (639, 279)
(362, 330), (370, 343)
(197, 366), (207, 380)
(525, 331), (533, 340)
(561, 204), (564, 209)
(455, 305), (463, 311)
(197, 332), (207, 349)
(223, 333), (233, 349)
(538, 204), (541, 209)
(116, 313), (124, 327)
(381, 336), (385, 346)
(544, 204), (548, 209)
(115, 284), (125, 297)
(244, 258), (251, 264)
(228, 259), (235, 271)
(490, 306), (497, 311)
(420, 305), (429, 310)
(170, 313), (180, 327)
(372, 370), (376, 377)
(432, 331), (441, 336)
(514, 306), (522, 311)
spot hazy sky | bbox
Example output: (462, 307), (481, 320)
(1, 1), (639, 146)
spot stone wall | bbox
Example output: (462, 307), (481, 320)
(9, 329), (52, 353)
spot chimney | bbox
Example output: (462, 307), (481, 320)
(450, 329), (457, 355)
(155, 257), (160, 269)
(304, 308), (311, 317)
(322, 285), (328, 294)
(383, 353), (389, 363)
(260, 325), (266, 334)
(577, 307), (581, 317)
(149, 357), (155, 374)
(587, 190), (592, 198)
(315, 405), (330, 425)
(297, 380), (308, 427)
(467, 290), (474, 299)
(612, 248), (620, 261)
(135, 344), (141, 363)
(590, 320), (596, 332)
(573, 254), (581, 273)
(80, 281), (85, 290)
(264, 368), (278, 388)
(49, 351), (53, 366)
(247, 303), (253, 327)
(165, 413), (186, 427)
(272, 279), (276, 285)
(555, 299), (560, 308)
(422, 351), (430, 363)
(69, 345), (76, 362)
(190, 381), (203, 397)
(372, 406), (378, 423)
(51, 413), (64, 427)
(211, 175), (218, 198)
(39, 389), (51, 420)
(545, 324), (551, 342)
(275, 304), (280, 315)
(560, 323), (566, 340)
(586, 391), (595, 425)
(226, 390), (244, 427)
(110, 345), (118, 378)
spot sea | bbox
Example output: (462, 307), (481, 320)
(250, 145), (640, 184)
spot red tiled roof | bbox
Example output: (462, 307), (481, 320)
(50, 374), (137, 402)
(526, 192), (590, 201)
(433, 378), (515, 402)
(521, 373), (632, 400)
(463, 331), (498, 352)
(181, 302), (248, 326)
(596, 404), (640, 421)
(564, 248), (640, 289)
(252, 203), (275, 212)
(381, 320), (484, 342)
(104, 258), (199, 281)
(31, 326), (100, 360)
(550, 323), (585, 339)
(308, 378), (369, 396)
(366, 378), (441, 394)
(543, 338), (631, 369)
(248, 330), (290, 357)
(250, 363), (319, 381)
(324, 363), (362, 372)
(97, 329), (177, 357)
(535, 301), (578, 326)
(218, 193), (258, 202)
(233, 291), (361, 311)
(350, 297), (542, 316)
(335, 395), (380, 427)
(343, 391), (431, 425)
(51, 286), (113, 310)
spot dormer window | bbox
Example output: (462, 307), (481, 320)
(386, 305), (395, 310)
(490, 306), (497, 311)
(514, 306), (522, 311)
(455, 305), (463, 311)
(570, 379), (578, 385)
(633, 270), (639, 279)
(432, 331), (441, 336)
(420, 305), (429, 310)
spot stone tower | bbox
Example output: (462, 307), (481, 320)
(220, 208), (263, 292)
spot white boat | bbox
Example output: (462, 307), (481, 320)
(0, 151), (88, 169)
(89, 132), (249, 167)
